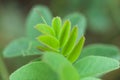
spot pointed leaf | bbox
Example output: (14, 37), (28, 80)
(42, 52), (80, 80)
(37, 45), (58, 52)
(52, 17), (62, 38)
(10, 61), (59, 80)
(59, 20), (71, 47)
(35, 24), (55, 36)
(37, 35), (59, 50)
(64, 13), (87, 39)
(26, 5), (52, 39)
(68, 36), (85, 63)
(74, 56), (120, 78)
(62, 26), (78, 56)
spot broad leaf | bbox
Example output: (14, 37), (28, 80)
(37, 35), (59, 51)
(35, 24), (55, 36)
(26, 5), (52, 39)
(80, 44), (120, 60)
(42, 52), (80, 80)
(68, 36), (85, 63)
(74, 56), (120, 78)
(10, 61), (59, 80)
(52, 17), (62, 38)
(3, 38), (41, 58)
(62, 26), (78, 56)
(64, 13), (87, 39)
(59, 20), (71, 47)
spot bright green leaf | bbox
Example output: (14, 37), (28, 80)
(37, 35), (59, 50)
(62, 26), (78, 56)
(42, 52), (80, 80)
(80, 44), (120, 60)
(59, 20), (71, 47)
(3, 38), (41, 58)
(37, 45), (58, 52)
(68, 36), (85, 63)
(74, 56), (120, 78)
(35, 24), (55, 36)
(26, 5), (52, 39)
(10, 61), (59, 80)
(64, 13), (87, 39)
(52, 17), (62, 38)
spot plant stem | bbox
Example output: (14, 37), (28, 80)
(0, 56), (9, 80)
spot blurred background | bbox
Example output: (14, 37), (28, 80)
(0, 0), (120, 80)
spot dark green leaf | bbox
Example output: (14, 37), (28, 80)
(74, 56), (120, 78)
(68, 36), (85, 63)
(10, 61), (59, 80)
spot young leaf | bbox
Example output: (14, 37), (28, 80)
(52, 17), (62, 38)
(42, 52), (80, 80)
(3, 38), (41, 58)
(10, 61), (59, 80)
(74, 56), (120, 78)
(37, 35), (59, 50)
(26, 5), (52, 39)
(35, 24), (55, 36)
(62, 26), (78, 56)
(68, 36), (85, 63)
(37, 45), (59, 52)
(80, 44), (120, 60)
(64, 13), (87, 39)
(59, 20), (71, 47)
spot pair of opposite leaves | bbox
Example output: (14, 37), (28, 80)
(35, 17), (85, 63)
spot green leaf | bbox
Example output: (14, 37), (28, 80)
(68, 36), (85, 63)
(37, 46), (58, 52)
(35, 24), (55, 36)
(59, 20), (71, 47)
(80, 44), (120, 60)
(64, 13), (87, 39)
(62, 26), (78, 56)
(37, 35), (59, 51)
(10, 61), (59, 80)
(74, 56), (120, 78)
(26, 5), (52, 39)
(81, 77), (101, 80)
(3, 38), (41, 58)
(52, 17), (62, 38)
(42, 52), (80, 80)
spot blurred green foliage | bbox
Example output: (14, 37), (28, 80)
(0, 0), (120, 80)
